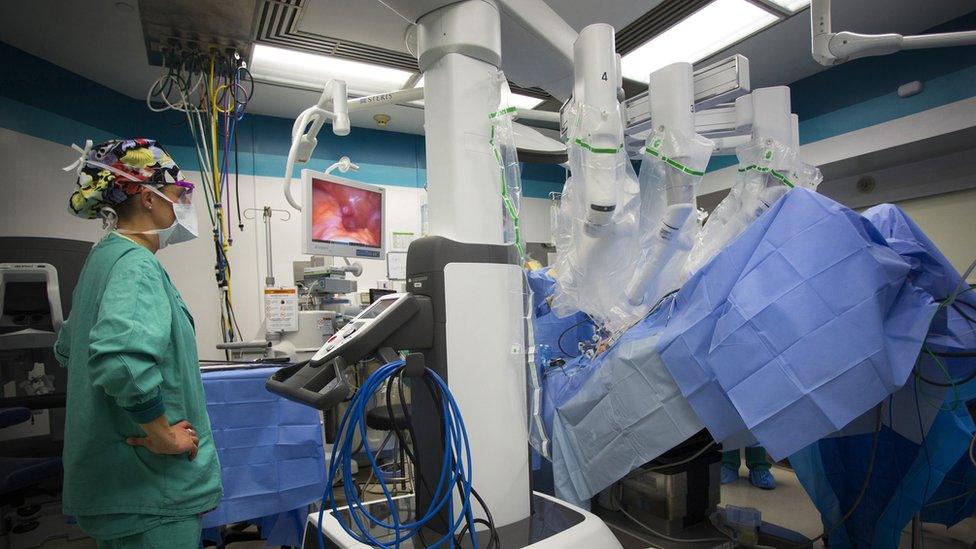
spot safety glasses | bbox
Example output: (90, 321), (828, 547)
(171, 181), (195, 204)
(144, 183), (194, 205)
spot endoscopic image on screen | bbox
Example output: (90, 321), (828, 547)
(311, 179), (382, 247)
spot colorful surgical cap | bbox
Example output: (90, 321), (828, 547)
(65, 138), (184, 219)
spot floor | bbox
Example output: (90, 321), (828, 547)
(719, 464), (976, 549)
(720, 464), (823, 540)
(25, 465), (976, 548)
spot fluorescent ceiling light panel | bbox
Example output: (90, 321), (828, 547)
(620, 0), (778, 83)
(250, 44), (414, 96)
(509, 93), (545, 109)
(763, 0), (810, 13)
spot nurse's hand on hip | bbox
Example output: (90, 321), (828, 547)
(127, 415), (200, 460)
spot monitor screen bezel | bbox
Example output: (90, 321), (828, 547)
(301, 169), (386, 260)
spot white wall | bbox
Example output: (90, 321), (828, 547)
(894, 188), (976, 283)
(0, 128), (554, 360)
(520, 196), (554, 244)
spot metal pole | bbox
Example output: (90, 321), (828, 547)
(911, 513), (922, 548)
(244, 207), (292, 287)
(263, 207), (274, 286)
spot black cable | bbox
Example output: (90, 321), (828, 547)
(382, 371), (464, 545)
(923, 487), (976, 508)
(915, 365), (976, 388)
(455, 518), (498, 548)
(235, 66), (254, 104)
(557, 316), (595, 358)
(648, 289), (680, 316)
(914, 347), (976, 387)
(915, 374), (934, 535)
(953, 302), (976, 326)
(226, 294), (243, 341)
(235, 122), (243, 231)
(930, 350), (976, 358)
(462, 489), (500, 548)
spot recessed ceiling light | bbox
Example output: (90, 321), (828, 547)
(620, 0), (779, 83)
(761, 0), (810, 14)
(249, 44), (415, 96)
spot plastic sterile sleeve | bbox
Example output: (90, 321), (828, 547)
(550, 102), (642, 330)
(685, 137), (823, 276)
(622, 126), (713, 317)
(488, 71), (524, 259)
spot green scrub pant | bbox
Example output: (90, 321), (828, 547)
(722, 447), (771, 472)
(89, 515), (201, 549)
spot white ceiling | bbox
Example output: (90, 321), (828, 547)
(1, 0), (972, 137)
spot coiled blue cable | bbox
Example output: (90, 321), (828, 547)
(317, 359), (479, 549)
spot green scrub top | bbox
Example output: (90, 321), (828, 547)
(54, 233), (221, 539)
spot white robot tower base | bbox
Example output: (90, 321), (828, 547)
(271, 1), (624, 546)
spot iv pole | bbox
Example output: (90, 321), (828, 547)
(243, 206), (291, 287)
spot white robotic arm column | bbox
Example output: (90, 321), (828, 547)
(624, 63), (703, 307)
(572, 24), (624, 228)
(417, 1), (505, 245)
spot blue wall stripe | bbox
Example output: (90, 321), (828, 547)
(701, 12), (976, 173)
(798, 64), (976, 144)
(0, 41), (566, 198)
(0, 96), (118, 147)
(4, 9), (974, 189)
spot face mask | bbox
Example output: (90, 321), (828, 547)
(119, 185), (198, 249)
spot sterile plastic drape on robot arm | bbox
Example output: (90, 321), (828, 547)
(623, 125), (714, 310)
(550, 24), (647, 330)
(488, 70), (525, 258)
(485, 70), (544, 462)
(684, 137), (823, 276)
(550, 101), (642, 329)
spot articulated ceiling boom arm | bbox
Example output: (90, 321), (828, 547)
(496, 0), (577, 100)
(811, 0), (976, 66)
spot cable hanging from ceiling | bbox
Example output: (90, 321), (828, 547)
(145, 48), (254, 347)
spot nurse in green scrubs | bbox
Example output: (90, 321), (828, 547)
(55, 139), (222, 548)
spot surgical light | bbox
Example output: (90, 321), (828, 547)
(250, 44), (414, 96)
(620, 0), (778, 83)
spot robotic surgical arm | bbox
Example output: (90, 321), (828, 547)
(569, 24), (625, 229)
(624, 63), (705, 307)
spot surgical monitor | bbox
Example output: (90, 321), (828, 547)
(302, 169), (385, 259)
